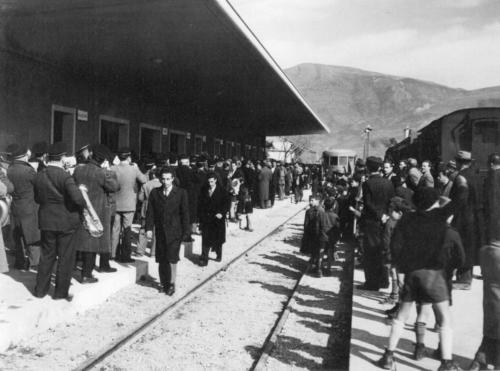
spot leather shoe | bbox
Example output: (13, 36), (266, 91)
(81, 276), (99, 284)
(215, 255), (222, 262)
(98, 266), (117, 273)
(199, 258), (208, 267)
(166, 284), (175, 296)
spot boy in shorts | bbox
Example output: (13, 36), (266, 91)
(377, 188), (460, 371)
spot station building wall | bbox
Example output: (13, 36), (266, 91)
(0, 50), (266, 160)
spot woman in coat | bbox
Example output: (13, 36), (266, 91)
(73, 145), (119, 283)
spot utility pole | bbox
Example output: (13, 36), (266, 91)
(363, 125), (372, 160)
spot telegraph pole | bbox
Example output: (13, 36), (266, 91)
(363, 125), (372, 160)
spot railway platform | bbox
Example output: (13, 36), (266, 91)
(0, 194), (308, 356)
(349, 263), (483, 370)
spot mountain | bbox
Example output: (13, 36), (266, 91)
(282, 63), (500, 158)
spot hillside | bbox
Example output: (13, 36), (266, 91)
(283, 63), (500, 157)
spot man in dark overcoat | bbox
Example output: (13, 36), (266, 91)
(6, 143), (41, 270)
(33, 142), (86, 300)
(258, 161), (272, 208)
(176, 155), (196, 241)
(450, 150), (482, 289)
(360, 156), (395, 290)
(146, 168), (189, 295)
(73, 144), (120, 282)
(198, 172), (229, 266)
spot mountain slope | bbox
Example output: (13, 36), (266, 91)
(283, 63), (500, 157)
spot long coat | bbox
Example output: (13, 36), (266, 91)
(258, 166), (272, 202)
(7, 160), (40, 244)
(145, 186), (190, 263)
(480, 242), (500, 339)
(450, 166), (482, 266)
(198, 185), (229, 247)
(73, 160), (120, 253)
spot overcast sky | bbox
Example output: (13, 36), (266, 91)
(230, 0), (500, 90)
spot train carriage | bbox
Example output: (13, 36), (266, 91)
(386, 107), (500, 174)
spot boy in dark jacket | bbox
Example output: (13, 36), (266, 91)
(318, 197), (340, 276)
(301, 195), (324, 267)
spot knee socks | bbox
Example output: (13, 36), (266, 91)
(439, 325), (453, 360)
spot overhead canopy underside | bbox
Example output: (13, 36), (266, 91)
(0, 0), (329, 136)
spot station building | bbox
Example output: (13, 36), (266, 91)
(0, 0), (328, 160)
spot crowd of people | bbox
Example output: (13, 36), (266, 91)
(0, 141), (313, 299)
(1, 140), (499, 370)
(299, 152), (500, 371)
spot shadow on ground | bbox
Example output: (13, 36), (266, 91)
(245, 236), (355, 370)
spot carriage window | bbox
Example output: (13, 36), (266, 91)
(474, 120), (500, 144)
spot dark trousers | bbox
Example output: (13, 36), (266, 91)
(201, 243), (222, 260)
(362, 220), (387, 289)
(13, 225), (40, 269)
(35, 229), (77, 299)
(100, 253), (111, 269)
(158, 260), (172, 288)
(81, 251), (96, 278)
(117, 227), (132, 261)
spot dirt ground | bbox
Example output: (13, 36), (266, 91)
(93, 213), (309, 371)
(0, 213), (309, 371)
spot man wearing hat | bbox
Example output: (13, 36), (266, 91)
(33, 142), (86, 300)
(110, 147), (147, 262)
(6, 143), (41, 270)
(75, 144), (91, 165)
(73, 144), (120, 282)
(450, 150), (481, 289)
(30, 141), (48, 172)
(360, 156), (395, 290)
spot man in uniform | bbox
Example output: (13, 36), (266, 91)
(6, 143), (40, 270)
(360, 156), (395, 290)
(33, 142), (86, 300)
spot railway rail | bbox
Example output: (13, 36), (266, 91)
(75, 207), (309, 371)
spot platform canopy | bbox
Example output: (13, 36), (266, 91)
(0, 0), (329, 136)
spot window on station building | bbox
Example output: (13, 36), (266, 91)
(169, 131), (186, 155)
(214, 138), (223, 158)
(195, 135), (205, 155)
(100, 115), (129, 153)
(139, 124), (162, 158)
(52, 105), (76, 153)
(244, 145), (251, 159)
(225, 141), (233, 158)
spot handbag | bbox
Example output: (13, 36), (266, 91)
(44, 169), (104, 238)
(0, 195), (11, 228)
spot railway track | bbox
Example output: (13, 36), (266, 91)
(74, 207), (309, 371)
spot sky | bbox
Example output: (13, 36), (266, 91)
(230, 0), (500, 90)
